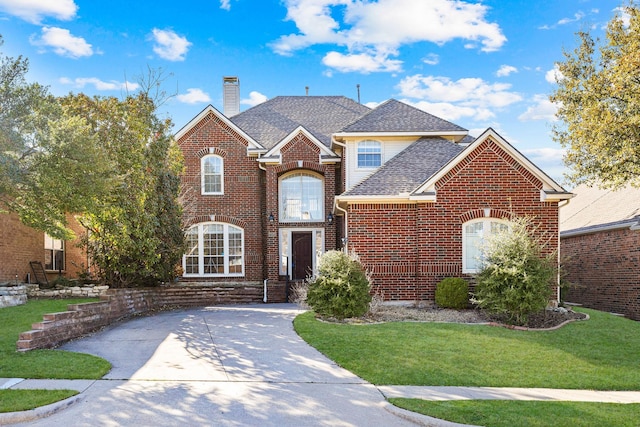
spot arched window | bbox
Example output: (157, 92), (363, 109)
(357, 140), (381, 168)
(183, 222), (243, 276)
(201, 155), (223, 195)
(462, 218), (509, 273)
(279, 172), (324, 222)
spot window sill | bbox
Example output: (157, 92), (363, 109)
(183, 274), (244, 278)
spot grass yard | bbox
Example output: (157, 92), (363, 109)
(293, 307), (640, 390)
(0, 389), (78, 413)
(389, 399), (640, 427)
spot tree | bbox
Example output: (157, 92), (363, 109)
(62, 93), (185, 287)
(550, 3), (640, 188)
(0, 35), (115, 239)
(473, 217), (556, 325)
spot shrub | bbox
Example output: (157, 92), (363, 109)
(473, 217), (556, 325)
(305, 250), (371, 319)
(435, 278), (469, 309)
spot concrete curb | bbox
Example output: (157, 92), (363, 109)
(0, 394), (82, 425)
(383, 401), (480, 427)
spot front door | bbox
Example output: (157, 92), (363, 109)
(292, 232), (313, 280)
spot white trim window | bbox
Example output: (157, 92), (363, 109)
(44, 234), (64, 271)
(357, 140), (381, 168)
(279, 172), (324, 222)
(201, 155), (223, 195)
(183, 222), (243, 277)
(462, 219), (509, 274)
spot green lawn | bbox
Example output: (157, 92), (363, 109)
(294, 307), (640, 390)
(389, 399), (640, 427)
(0, 299), (112, 413)
(0, 299), (112, 379)
(295, 307), (640, 425)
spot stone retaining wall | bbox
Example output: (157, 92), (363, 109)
(17, 282), (287, 351)
(0, 285), (27, 308)
(26, 284), (110, 299)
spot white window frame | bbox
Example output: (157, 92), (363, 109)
(278, 228), (325, 277)
(278, 171), (324, 223)
(357, 140), (382, 169)
(182, 222), (244, 277)
(44, 234), (65, 271)
(462, 218), (509, 274)
(201, 155), (224, 195)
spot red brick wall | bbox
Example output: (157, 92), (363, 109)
(178, 111), (265, 281)
(264, 132), (338, 281)
(0, 212), (87, 283)
(561, 228), (640, 320)
(347, 138), (560, 301)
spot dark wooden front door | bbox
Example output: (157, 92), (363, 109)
(292, 232), (313, 280)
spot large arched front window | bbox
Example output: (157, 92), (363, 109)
(462, 218), (509, 273)
(183, 222), (243, 277)
(279, 172), (324, 222)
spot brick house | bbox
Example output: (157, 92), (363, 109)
(560, 184), (640, 320)
(0, 212), (87, 285)
(176, 87), (572, 302)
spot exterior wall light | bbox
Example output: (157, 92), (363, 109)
(269, 212), (275, 223)
(327, 212), (334, 224)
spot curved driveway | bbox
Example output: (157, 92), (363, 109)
(15, 304), (423, 426)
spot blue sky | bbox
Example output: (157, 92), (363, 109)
(0, 0), (626, 184)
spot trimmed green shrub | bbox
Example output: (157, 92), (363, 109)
(473, 217), (556, 325)
(305, 250), (371, 319)
(435, 278), (469, 309)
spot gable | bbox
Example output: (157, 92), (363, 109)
(175, 105), (265, 155)
(258, 127), (340, 165)
(413, 128), (572, 203)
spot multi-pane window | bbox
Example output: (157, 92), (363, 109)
(201, 155), (223, 194)
(183, 223), (243, 276)
(44, 234), (64, 271)
(357, 140), (381, 168)
(462, 219), (509, 273)
(279, 172), (324, 222)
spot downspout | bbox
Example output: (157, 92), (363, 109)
(259, 154), (268, 303)
(335, 201), (348, 253)
(557, 198), (571, 304)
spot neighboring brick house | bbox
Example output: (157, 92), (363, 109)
(0, 211), (87, 284)
(560, 184), (640, 320)
(177, 91), (572, 302)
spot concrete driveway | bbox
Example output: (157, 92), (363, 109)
(12, 304), (426, 426)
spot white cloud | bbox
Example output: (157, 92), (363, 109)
(59, 76), (139, 91)
(271, 0), (506, 73)
(545, 66), (564, 83)
(241, 91), (268, 107)
(30, 27), (92, 58)
(0, 0), (77, 24)
(322, 51), (402, 73)
(151, 28), (191, 61)
(496, 64), (517, 77)
(518, 94), (558, 122)
(176, 88), (211, 104)
(397, 74), (522, 121)
(521, 147), (567, 181)
(422, 53), (439, 65)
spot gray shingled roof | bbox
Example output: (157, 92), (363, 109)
(229, 96), (370, 149)
(341, 99), (467, 133)
(343, 137), (463, 196)
(560, 184), (640, 233)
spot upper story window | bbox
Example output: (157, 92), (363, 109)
(279, 172), (324, 222)
(357, 140), (381, 168)
(44, 234), (64, 271)
(462, 219), (509, 274)
(201, 155), (223, 195)
(183, 222), (244, 277)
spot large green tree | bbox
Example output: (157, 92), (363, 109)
(0, 35), (115, 239)
(550, 3), (640, 188)
(63, 93), (185, 287)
